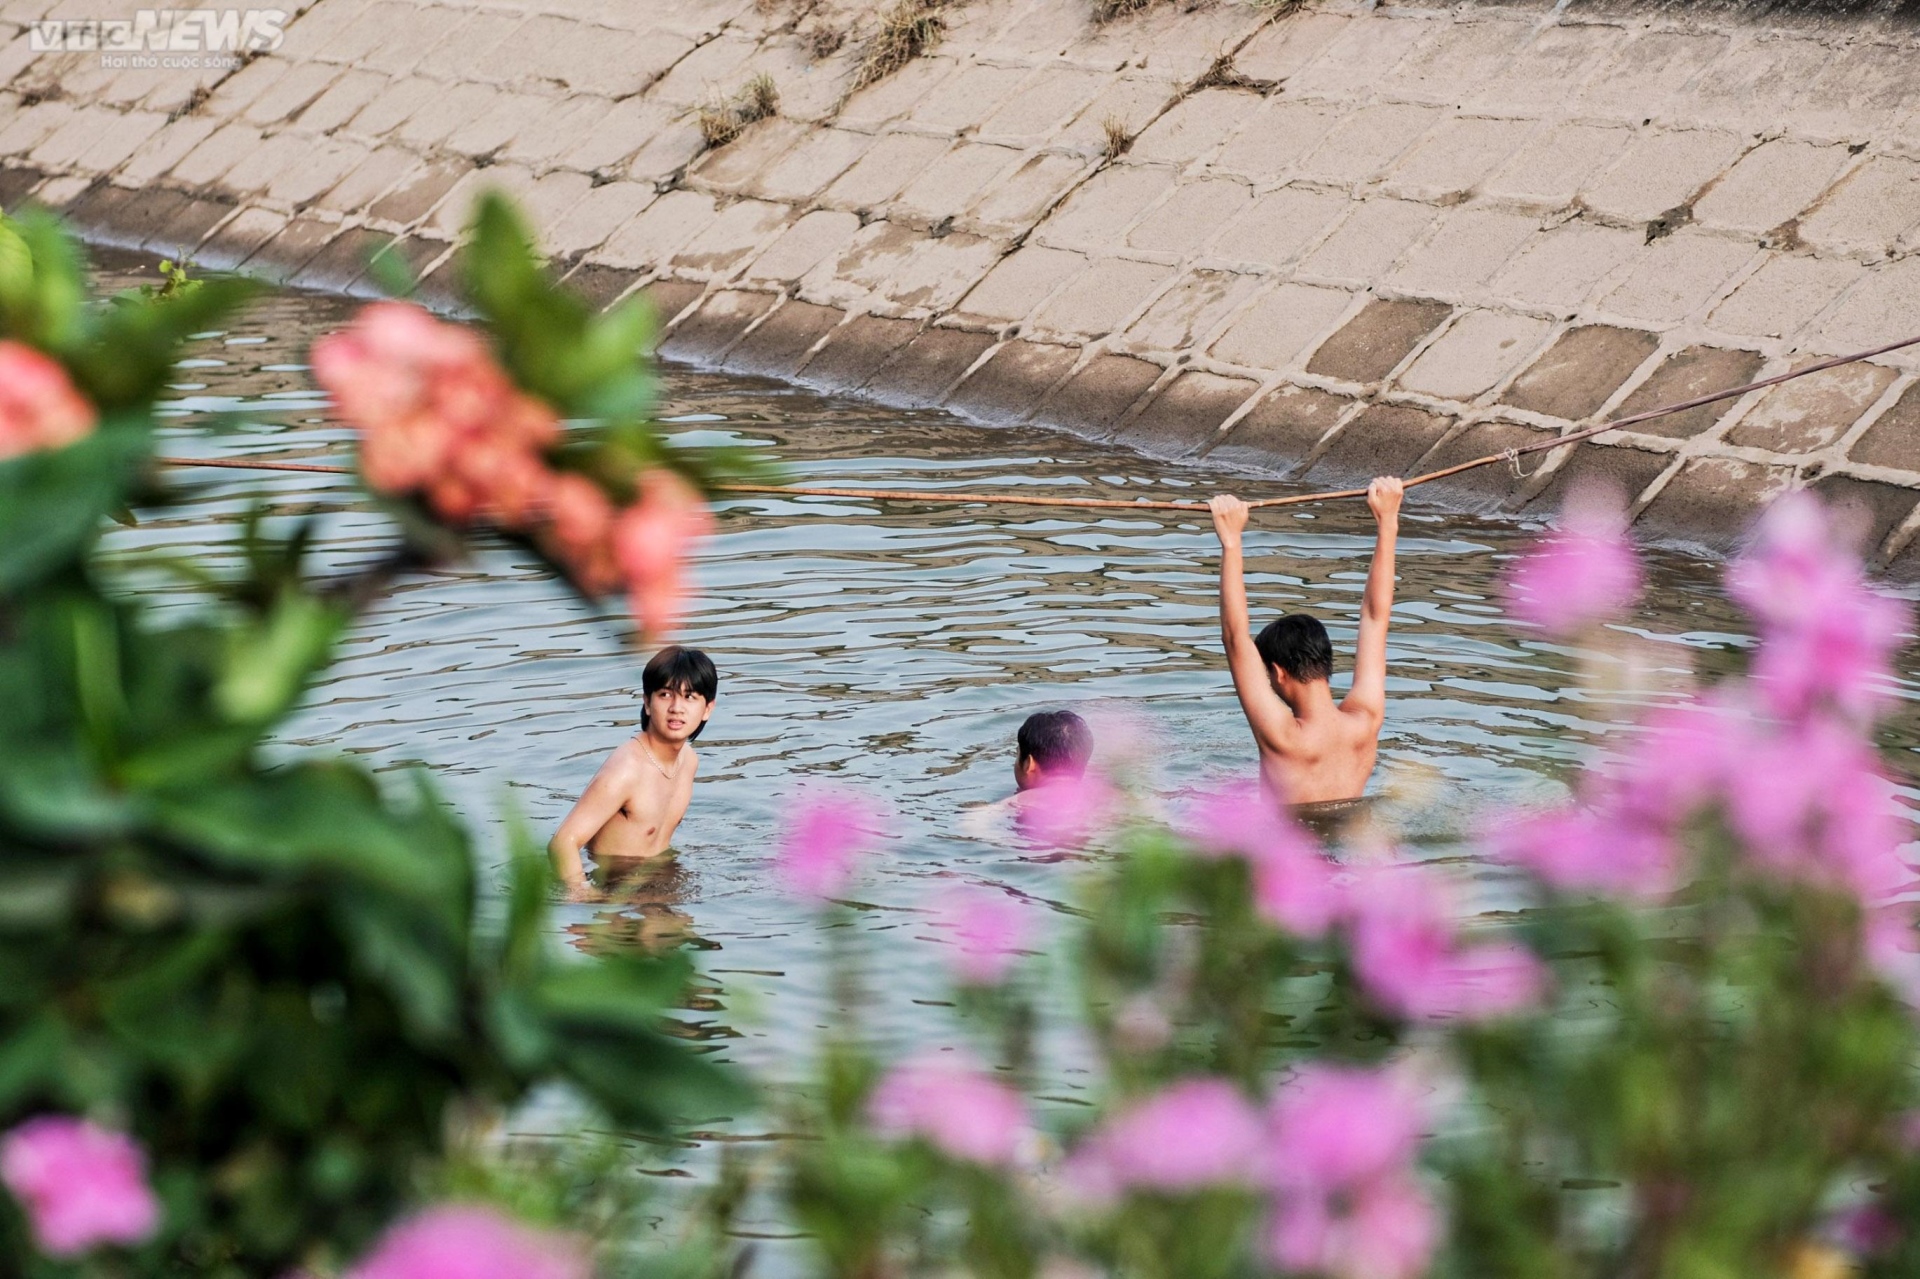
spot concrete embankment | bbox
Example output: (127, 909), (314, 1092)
(8, 0), (1920, 563)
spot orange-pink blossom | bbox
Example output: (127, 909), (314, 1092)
(313, 301), (713, 636)
(0, 342), (95, 462)
(311, 301), (558, 511)
(614, 469), (713, 637)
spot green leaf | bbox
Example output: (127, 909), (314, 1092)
(534, 952), (694, 1033)
(150, 763), (470, 908)
(0, 743), (140, 840)
(2, 209), (87, 353)
(0, 215), (32, 308)
(551, 1031), (748, 1132)
(0, 420), (152, 596)
(497, 812), (555, 981)
(362, 236), (417, 299)
(331, 893), (466, 1043)
(0, 1015), (67, 1110)
(215, 589), (346, 724)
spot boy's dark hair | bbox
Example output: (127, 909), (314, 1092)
(641, 646), (717, 740)
(1254, 614), (1334, 683)
(1016, 710), (1094, 777)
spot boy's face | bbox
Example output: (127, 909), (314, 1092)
(646, 683), (713, 745)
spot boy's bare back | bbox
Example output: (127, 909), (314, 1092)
(1210, 478), (1402, 805)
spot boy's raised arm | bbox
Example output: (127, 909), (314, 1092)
(1342, 476), (1403, 726)
(1209, 495), (1295, 752)
(548, 750), (631, 898)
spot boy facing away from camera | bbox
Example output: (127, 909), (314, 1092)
(1013, 709), (1094, 792)
(549, 646), (716, 899)
(1208, 477), (1403, 806)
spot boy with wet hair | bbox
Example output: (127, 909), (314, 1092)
(550, 645), (716, 899)
(1015, 709), (1094, 791)
(1209, 477), (1403, 805)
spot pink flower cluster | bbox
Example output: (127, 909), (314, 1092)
(1503, 485), (1644, 636)
(1185, 782), (1545, 1023)
(1729, 491), (1907, 722)
(1345, 866), (1547, 1022)
(1495, 492), (1918, 999)
(346, 1205), (588, 1279)
(1058, 1066), (1438, 1279)
(868, 1055), (1032, 1166)
(312, 302), (711, 634)
(1265, 1065), (1437, 1279)
(774, 789), (890, 901)
(0, 341), (95, 463)
(1508, 498), (1907, 868)
(1064, 1078), (1265, 1201)
(933, 884), (1034, 985)
(0, 1116), (161, 1258)
(1185, 783), (1340, 937)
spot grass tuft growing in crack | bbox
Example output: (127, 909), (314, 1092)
(697, 72), (781, 150)
(852, 0), (948, 90)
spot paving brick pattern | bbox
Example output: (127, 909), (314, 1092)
(10, 0), (1920, 560)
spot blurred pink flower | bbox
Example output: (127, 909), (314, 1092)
(1730, 492), (1909, 722)
(1346, 865), (1547, 1022)
(0, 1116), (160, 1258)
(1184, 782), (1340, 937)
(0, 341), (95, 462)
(317, 302), (713, 622)
(1493, 806), (1680, 900)
(1264, 1064), (1436, 1279)
(1267, 1173), (1438, 1279)
(1266, 1063), (1425, 1190)
(869, 1055), (1031, 1166)
(1016, 769), (1119, 850)
(613, 469), (714, 637)
(1504, 486), (1643, 636)
(313, 302), (496, 498)
(346, 1205), (587, 1279)
(1065, 1078), (1264, 1199)
(1724, 716), (1910, 903)
(1837, 1203), (1902, 1256)
(775, 789), (887, 901)
(934, 884), (1033, 985)
(1493, 703), (1746, 901)
(544, 473), (621, 594)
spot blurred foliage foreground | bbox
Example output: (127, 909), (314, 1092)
(0, 199), (749, 1278)
(4, 194), (1920, 1279)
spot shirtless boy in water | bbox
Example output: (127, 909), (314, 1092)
(1209, 477), (1403, 805)
(549, 646), (715, 899)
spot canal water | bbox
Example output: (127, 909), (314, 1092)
(98, 252), (1920, 1201)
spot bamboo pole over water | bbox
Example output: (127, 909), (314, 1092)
(158, 333), (1920, 513)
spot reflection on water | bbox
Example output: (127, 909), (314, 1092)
(95, 252), (1920, 1181)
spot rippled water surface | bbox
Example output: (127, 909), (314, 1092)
(99, 256), (1920, 1191)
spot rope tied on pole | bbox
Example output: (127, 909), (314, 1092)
(157, 332), (1920, 514)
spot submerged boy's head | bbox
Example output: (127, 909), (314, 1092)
(1255, 614), (1333, 700)
(1015, 710), (1093, 791)
(641, 646), (717, 743)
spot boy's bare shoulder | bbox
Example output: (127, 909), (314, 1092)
(602, 737), (649, 774)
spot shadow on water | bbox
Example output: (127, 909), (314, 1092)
(91, 251), (1920, 1202)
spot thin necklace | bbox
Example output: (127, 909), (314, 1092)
(640, 737), (682, 780)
